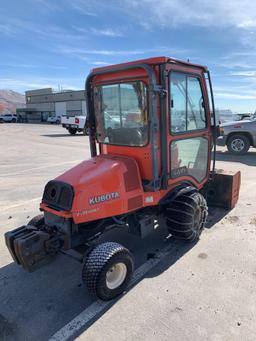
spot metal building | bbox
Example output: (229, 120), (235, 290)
(16, 88), (86, 123)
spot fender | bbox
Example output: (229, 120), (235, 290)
(159, 183), (197, 205)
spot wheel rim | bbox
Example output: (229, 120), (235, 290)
(231, 138), (245, 152)
(106, 262), (127, 290)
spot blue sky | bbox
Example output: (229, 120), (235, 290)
(1, 0), (256, 112)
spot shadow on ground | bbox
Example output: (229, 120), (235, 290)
(41, 134), (87, 138)
(215, 150), (256, 166)
(0, 208), (228, 341)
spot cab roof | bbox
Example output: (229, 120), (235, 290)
(91, 56), (208, 73)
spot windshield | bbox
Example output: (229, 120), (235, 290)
(94, 81), (148, 146)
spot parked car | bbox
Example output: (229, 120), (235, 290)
(0, 113), (17, 123)
(217, 117), (256, 154)
(47, 115), (61, 124)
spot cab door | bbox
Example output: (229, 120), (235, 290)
(167, 66), (211, 188)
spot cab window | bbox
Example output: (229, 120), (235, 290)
(170, 137), (208, 182)
(170, 72), (206, 133)
(94, 81), (148, 146)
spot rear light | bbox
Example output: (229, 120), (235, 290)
(75, 118), (79, 124)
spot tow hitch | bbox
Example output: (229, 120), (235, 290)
(5, 225), (63, 272)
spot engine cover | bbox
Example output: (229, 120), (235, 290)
(41, 154), (144, 224)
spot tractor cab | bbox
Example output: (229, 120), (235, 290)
(86, 56), (215, 193)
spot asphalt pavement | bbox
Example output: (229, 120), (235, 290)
(0, 124), (255, 341)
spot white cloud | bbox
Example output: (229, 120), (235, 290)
(215, 92), (256, 100)
(90, 61), (109, 66)
(230, 71), (256, 77)
(33, 0), (62, 12)
(58, 46), (187, 58)
(90, 28), (123, 37)
(214, 52), (256, 70)
(73, 26), (123, 37)
(0, 23), (17, 36)
(0, 17), (87, 44)
(120, 0), (256, 31)
(60, 48), (148, 56)
(213, 81), (256, 102)
(0, 77), (82, 93)
(216, 61), (255, 69)
(70, 0), (98, 16)
(0, 63), (67, 70)
(237, 20), (256, 29)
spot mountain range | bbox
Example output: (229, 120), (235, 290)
(0, 90), (25, 114)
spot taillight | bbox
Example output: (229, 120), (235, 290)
(75, 118), (79, 124)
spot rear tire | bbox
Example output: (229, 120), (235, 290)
(165, 191), (207, 241)
(82, 242), (134, 301)
(227, 134), (250, 155)
(83, 127), (90, 135)
(68, 128), (77, 135)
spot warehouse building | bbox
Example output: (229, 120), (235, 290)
(16, 88), (86, 123)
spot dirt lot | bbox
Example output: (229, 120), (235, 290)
(0, 124), (256, 341)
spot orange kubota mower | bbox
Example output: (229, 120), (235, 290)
(5, 57), (240, 300)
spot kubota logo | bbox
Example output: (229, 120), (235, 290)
(89, 192), (120, 205)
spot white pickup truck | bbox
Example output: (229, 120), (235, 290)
(61, 115), (89, 135)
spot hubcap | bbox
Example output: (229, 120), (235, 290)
(231, 138), (244, 152)
(106, 262), (127, 290)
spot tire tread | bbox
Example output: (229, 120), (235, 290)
(82, 242), (133, 300)
(166, 191), (208, 241)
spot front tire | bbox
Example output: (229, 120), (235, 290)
(227, 134), (250, 155)
(165, 191), (207, 242)
(82, 242), (134, 301)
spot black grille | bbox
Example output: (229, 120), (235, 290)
(42, 180), (74, 211)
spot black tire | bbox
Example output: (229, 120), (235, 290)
(12, 118), (16, 123)
(28, 214), (44, 227)
(83, 127), (90, 135)
(165, 191), (208, 242)
(82, 242), (134, 301)
(68, 128), (77, 135)
(227, 134), (250, 155)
